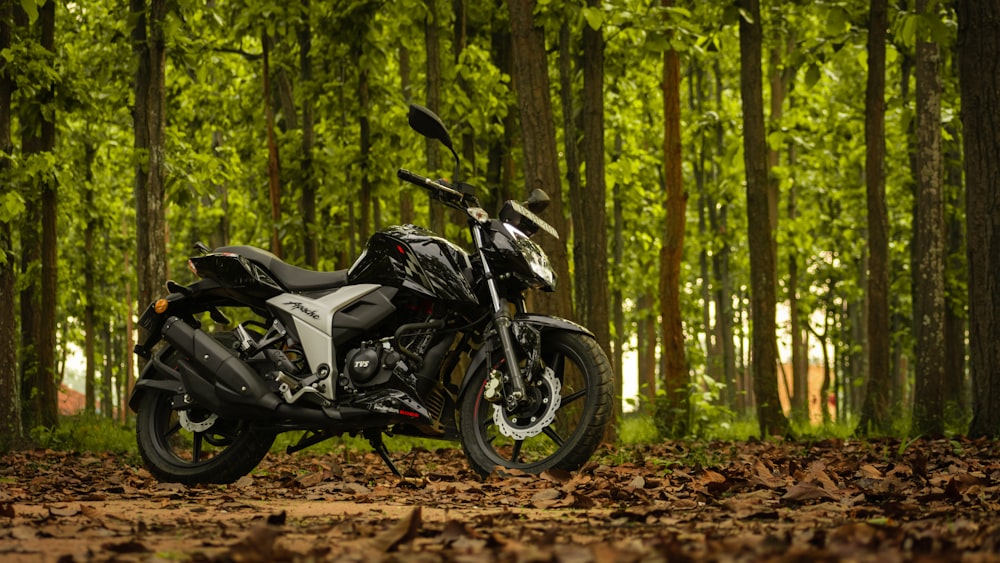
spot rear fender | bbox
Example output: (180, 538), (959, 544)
(128, 354), (185, 412)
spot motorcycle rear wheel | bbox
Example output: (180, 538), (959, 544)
(136, 390), (276, 485)
(459, 330), (613, 477)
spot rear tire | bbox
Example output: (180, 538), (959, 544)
(135, 337), (276, 485)
(136, 390), (276, 485)
(458, 330), (612, 477)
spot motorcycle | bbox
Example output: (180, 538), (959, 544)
(129, 104), (613, 484)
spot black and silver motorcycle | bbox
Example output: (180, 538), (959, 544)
(130, 104), (613, 484)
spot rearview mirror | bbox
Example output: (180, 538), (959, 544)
(408, 104), (454, 151)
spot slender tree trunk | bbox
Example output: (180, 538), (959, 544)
(424, 0), (444, 234)
(912, 0), (946, 436)
(637, 293), (657, 408)
(857, 0), (892, 435)
(0, 0), (22, 450)
(133, 0), (169, 387)
(611, 135), (624, 418)
(710, 59), (737, 410)
(84, 145), (97, 415)
(262, 31), (283, 257)
(507, 0), (572, 320)
(102, 323), (113, 418)
(487, 25), (515, 211)
(957, 0), (1000, 438)
(399, 45), (415, 224)
(659, 0), (689, 437)
(18, 0), (58, 431)
(943, 121), (966, 420)
(580, 1), (613, 438)
(558, 22), (583, 316)
(738, 0), (788, 437)
(298, 0), (318, 268)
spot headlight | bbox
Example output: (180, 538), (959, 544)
(504, 223), (557, 290)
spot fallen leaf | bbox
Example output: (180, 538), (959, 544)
(370, 506), (421, 552)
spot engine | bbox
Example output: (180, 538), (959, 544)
(344, 340), (404, 387)
(342, 320), (454, 397)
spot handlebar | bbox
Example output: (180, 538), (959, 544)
(397, 168), (476, 209)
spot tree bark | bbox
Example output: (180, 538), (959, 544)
(957, 0), (1000, 438)
(580, 1), (613, 438)
(912, 0), (946, 437)
(18, 0), (58, 431)
(133, 0), (169, 387)
(0, 0), (22, 450)
(262, 31), (283, 257)
(659, 0), (689, 437)
(738, 0), (788, 437)
(298, 0), (318, 268)
(424, 0), (444, 235)
(507, 0), (572, 320)
(84, 145), (97, 415)
(857, 0), (892, 436)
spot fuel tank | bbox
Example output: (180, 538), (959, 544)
(347, 225), (478, 305)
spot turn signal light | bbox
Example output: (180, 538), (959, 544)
(154, 299), (169, 314)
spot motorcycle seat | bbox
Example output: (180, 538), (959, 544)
(216, 245), (348, 292)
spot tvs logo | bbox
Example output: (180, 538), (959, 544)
(285, 301), (320, 320)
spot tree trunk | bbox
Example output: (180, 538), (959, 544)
(738, 0), (788, 437)
(957, 0), (1000, 438)
(711, 58), (737, 411)
(659, 0), (689, 437)
(611, 136), (625, 418)
(637, 293), (657, 408)
(133, 0), (169, 384)
(18, 0), (58, 431)
(424, 0), (444, 235)
(487, 24), (515, 212)
(507, 0), (572, 320)
(580, 1), (613, 438)
(399, 44), (415, 224)
(262, 31), (283, 258)
(0, 0), (22, 450)
(912, 0), (946, 436)
(84, 145), (97, 415)
(102, 323), (113, 418)
(857, 0), (892, 436)
(298, 0), (318, 268)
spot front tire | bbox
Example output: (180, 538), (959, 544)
(459, 330), (613, 477)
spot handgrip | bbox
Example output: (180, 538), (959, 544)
(397, 168), (427, 186)
(396, 168), (466, 201)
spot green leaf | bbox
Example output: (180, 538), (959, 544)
(1, 192), (26, 224)
(582, 6), (603, 31)
(804, 63), (821, 87)
(825, 6), (848, 35)
(20, 0), (38, 24)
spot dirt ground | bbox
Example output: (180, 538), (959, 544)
(2, 438), (1000, 562)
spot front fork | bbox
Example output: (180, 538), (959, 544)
(470, 224), (529, 407)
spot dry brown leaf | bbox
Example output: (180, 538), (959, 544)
(782, 481), (838, 503)
(370, 506), (421, 552)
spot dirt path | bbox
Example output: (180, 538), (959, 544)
(3, 438), (1000, 561)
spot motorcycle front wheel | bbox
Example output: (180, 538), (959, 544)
(459, 329), (613, 477)
(136, 390), (276, 485)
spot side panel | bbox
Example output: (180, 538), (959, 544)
(266, 284), (384, 373)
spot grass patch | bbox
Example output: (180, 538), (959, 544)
(32, 414), (137, 455)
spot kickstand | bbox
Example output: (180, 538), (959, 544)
(364, 429), (401, 477)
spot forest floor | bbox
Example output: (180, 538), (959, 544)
(2, 437), (1000, 562)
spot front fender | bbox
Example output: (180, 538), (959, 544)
(457, 314), (596, 400)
